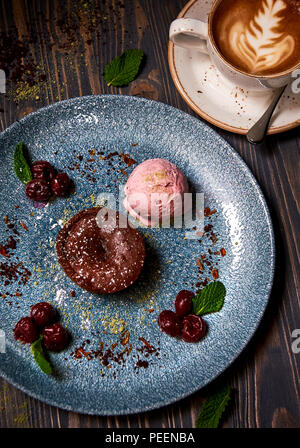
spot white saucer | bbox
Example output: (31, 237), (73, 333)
(168, 0), (300, 135)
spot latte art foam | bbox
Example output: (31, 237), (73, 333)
(212, 0), (300, 76)
(229, 0), (294, 72)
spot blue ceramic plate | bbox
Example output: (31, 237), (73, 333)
(0, 95), (274, 415)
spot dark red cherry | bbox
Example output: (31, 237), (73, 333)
(42, 323), (69, 352)
(157, 310), (182, 337)
(174, 290), (194, 316)
(30, 302), (57, 327)
(181, 314), (206, 342)
(31, 161), (56, 183)
(14, 317), (39, 344)
(25, 179), (51, 202)
(51, 173), (70, 197)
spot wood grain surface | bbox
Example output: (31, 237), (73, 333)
(0, 0), (299, 429)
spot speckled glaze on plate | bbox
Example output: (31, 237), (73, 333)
(0, 95), (275, 415)
(168, 0), (300, 135)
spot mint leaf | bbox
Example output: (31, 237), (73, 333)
(192, 281), (226, 316)
(196, 384), (232, 428)
(104, 49), (144, 87)
(31, 336), (53, 375)
(14, 142), (32, 184)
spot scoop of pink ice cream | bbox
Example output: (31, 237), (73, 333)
(123, 158), (189, 226)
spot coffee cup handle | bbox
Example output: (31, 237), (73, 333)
(169, 18), (209, 54)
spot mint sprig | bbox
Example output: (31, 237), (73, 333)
(14, 142), (32, 184)
(196, 384), (232, 428)
(31, 335), (53, 375)
(192, 281), (226, 316)
(104, 49), (144, 87)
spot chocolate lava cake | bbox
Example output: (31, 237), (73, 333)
(56, 207), (145, 293)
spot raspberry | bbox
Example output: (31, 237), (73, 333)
(30, 302), (57, 327)
(51, 173), (70, 197)
(31, 161), (56, 183)
(42, 323), (69, 352)
(25, 179), (51, 202)
(14, 317), (39, 344)
(157, 310), (182, 337)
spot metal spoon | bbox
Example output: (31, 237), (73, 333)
(246, 85), (287, 144)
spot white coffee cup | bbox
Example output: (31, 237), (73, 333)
(169, 0), (299, 92)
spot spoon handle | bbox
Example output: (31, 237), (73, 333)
(246, 85), (287, 144)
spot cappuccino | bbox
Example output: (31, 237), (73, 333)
(212, 0), (300, 76)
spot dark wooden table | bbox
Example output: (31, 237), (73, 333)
(0, 0), (299, 429)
